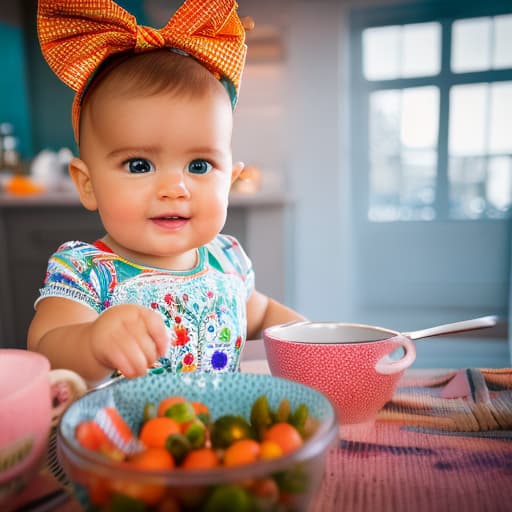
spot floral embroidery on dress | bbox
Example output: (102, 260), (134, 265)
(37, 235), (254, 374)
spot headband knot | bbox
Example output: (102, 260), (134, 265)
(135, 25), (165, 51)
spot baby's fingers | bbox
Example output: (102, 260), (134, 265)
(142, 308), (170, 358)
(109, 346), (149, 379)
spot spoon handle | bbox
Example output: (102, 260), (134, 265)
(405, 315), (498, 341)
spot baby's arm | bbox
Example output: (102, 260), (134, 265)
(27, 298), (169, 386)
(246, 290), (306, 340)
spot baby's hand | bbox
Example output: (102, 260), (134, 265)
(88, 304), (169, 378)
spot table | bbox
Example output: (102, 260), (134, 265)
(6, 365), (512, 512)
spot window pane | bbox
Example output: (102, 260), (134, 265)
(369, 88), (438, 221)
(363, 26), (400, 80)
(363, 23), (440, 80)
(449, 156), (512, 219)
(369, 90), (401, 220)
(449, 84), (487, 156)
(402, 23), (440, 77)
(401, 148), (437, 220)
(449, 82), (512, 219)
(494, 14), (512, 68)
(449, 156), (487, 218)
(452, 17), (491, 72)
(488, 157), (512, 215)
(401, 87), (439, 148)
(489, 81), (512, 153)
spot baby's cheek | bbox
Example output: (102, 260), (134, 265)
(99, 197), (139, 225)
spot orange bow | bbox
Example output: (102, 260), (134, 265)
(37, 0), (247, 139)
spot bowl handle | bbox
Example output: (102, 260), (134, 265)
(49, 369), (87, 426)
(374, 335), (416, 375)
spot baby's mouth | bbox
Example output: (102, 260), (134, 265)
(150, 215), (189, 229)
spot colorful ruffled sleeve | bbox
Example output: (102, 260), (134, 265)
(35, 241), (109, 313)
(206, 234), (255, 300)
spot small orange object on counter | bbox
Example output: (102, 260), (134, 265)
(4, 174), (45, 196)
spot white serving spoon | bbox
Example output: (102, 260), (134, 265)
(404, 315), (498, 341)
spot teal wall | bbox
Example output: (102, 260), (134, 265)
(0, 21), (32, 158)
(22, 0), (77, 156)
(116, 1), (148, 23)
(0, 0), (150, 160)
(0, 0), (198, 158)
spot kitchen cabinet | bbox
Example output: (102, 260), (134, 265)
(0, 198), (103, 349)
(0, 191), (289, 349)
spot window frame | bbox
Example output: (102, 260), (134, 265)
(349, 0), (512, 223)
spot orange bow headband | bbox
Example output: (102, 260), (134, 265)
(37, 0), (247, 140)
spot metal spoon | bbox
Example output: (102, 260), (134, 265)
(404, 315), (498, 341)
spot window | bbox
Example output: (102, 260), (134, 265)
(355, 7), (512, 221)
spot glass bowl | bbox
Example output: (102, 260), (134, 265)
(57, 372), (338, 511)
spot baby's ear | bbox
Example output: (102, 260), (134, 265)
(68, 157), (97, 211)
(231, 161), (244, 183)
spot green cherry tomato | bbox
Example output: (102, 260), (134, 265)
(203, 484), (253, 512)
(164, 401), (196, 423)
(109, 493), (147, 512)
(210, 415), (253, 449)
(165, 433), (191, 465)
(250, 395), (272, 440)
(184, 420), (207, 449)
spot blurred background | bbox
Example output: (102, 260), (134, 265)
(0, 0), (510, 368)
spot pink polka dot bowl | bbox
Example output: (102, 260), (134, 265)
(263, 322), (417, 427)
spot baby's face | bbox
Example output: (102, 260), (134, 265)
(76, 88), (238, 270)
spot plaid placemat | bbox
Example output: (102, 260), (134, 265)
(313, 368), (512, 512)
(381, 368), (512, 436)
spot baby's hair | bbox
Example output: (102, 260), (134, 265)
(79, 49), (228, 142)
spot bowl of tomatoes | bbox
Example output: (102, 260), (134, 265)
(57, 372), (338, 512)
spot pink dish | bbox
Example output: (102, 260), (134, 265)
(0, 349), (85, 502)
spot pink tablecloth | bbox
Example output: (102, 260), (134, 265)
(313, 368), (512, 512)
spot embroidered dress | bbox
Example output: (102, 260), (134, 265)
(36, 235), (254, 374)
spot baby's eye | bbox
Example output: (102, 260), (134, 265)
(125, 158), (154, 174)
(188, 159), (212, 175)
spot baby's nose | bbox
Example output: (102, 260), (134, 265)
(157, 171), (190, 199)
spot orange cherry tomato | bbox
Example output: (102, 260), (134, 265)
(111, 447), (175, 505)
(139, 417), (181, 449)
(223, 439), (261, 467)
(259, 440), (283, 460)
(263, 422), (303, 455)
(75, 421), (104, 451)
(128, 447), (175, 471)
(191, 401), (209, 416)
(181, 448), (220, 470)
(75, 419), (125, 461)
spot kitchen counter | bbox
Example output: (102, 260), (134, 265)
(0, 189), (83, 206)
(0, 188), (290, 207)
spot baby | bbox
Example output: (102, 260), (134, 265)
(28, 0), (304, 386)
